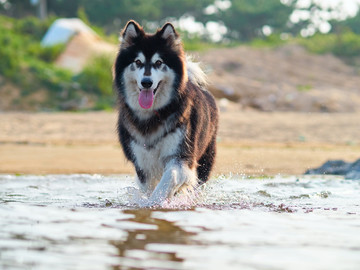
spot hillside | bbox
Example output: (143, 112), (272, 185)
(0, 15), (115, 112)
(200, 44), (360, 112)
(1, 25), (360, 113)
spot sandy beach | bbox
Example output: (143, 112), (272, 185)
(0, 111), (359, 176)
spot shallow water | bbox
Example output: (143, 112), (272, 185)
(1, 174), (360, 270)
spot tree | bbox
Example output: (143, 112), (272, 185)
(78, 0), (213, 29)
(0, 0), (35, 17)
(207, 0), (294, 41)
(330, 11), (360, 35)
(1, 0), (298, 41)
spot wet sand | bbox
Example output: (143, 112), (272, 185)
(0, 111), (359, 176)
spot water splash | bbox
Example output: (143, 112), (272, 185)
(1, 174), (360, 270)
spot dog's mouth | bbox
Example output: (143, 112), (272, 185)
(138, 81), (162, 109)
(153, 81), (161, 95)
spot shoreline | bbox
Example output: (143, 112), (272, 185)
(1, 111), (359, 176)
(1, 141), (359, 176)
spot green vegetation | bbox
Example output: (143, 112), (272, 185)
(0, 15), (73, 105)
(182, 36), (240, 52)
(248, 34), (288, 48)
(296, 84), (312, 92)
(75, 54), (115, 110)
(76, 54), (113, 96)
(183, 37), (221, 52)
(208, 0), (294, 41)
(2, 0), (360, 111)
(299, 31), (360, 58)
(0, 15), (115, 111)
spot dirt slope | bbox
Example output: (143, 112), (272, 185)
(200, 44), (360, 112)
(0, 111), (359, 175)
(2, 42), (360, 112)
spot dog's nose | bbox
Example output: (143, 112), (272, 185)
(141, 78), (153, 89)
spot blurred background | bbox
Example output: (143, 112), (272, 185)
(1, 0), (360, 176)
(1, 0), (360, 112)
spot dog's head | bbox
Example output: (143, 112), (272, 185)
(114, 21), (187, 113)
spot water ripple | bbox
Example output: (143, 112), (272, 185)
(1, 174), (360, 270)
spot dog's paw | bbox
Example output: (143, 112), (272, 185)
(145, 191), (172, 208)
(141, 199), (163, 208)
(147, 189), (168, 205)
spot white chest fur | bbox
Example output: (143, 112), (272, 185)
(130, 127), (184, 191)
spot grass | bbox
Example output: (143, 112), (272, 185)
(296, 84), (312, 92)
(298, 31), (360, 60)
(248, 34), (288, 48)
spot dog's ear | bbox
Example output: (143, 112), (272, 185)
(121, 20), (143, 49)
(159, 23), (181, 46)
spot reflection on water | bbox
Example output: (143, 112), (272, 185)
(0, 174), (360, 270)
(111, 209), (196, 269)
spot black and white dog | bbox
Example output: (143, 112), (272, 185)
(113, 20), (218, 205)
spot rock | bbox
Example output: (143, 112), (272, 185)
(305, 160), (351, 175)
(305, 158), (360, 180)
(345, 170), (360, 180)
(346, 159), (360, 180)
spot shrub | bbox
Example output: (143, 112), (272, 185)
(76, 54), (114, 96)
(332, 31), (360, 57)
(14, 16), (53, 40)
(0, 45), (21, 78)
(249, 34), (287, 48)
(0, 25), (23, 79)
(298, 33), (337, 54)
(299, 31), (360, 58)
(37, 43), (66, 62)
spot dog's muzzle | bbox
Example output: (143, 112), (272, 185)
(141, 78), (153, 89)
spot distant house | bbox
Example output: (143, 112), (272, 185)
(41, 18), (116, 73)
(41, 18), (97, 47)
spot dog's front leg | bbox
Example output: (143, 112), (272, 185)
(148, 159), (196, 205)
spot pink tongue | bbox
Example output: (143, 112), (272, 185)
(138, 89), (154, 109)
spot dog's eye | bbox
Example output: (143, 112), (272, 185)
(155, 60), (162, 68)
(135, 59), (142, 66)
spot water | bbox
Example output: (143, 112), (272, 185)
(1, 174), (360, 270)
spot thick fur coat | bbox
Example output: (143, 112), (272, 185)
(113, 21), (218, 205)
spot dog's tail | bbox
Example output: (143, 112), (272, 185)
(186, 56), (207, 87)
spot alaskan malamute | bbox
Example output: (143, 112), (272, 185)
(113, 20), (218, 205)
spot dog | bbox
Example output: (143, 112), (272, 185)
(113, 20), (218, 205)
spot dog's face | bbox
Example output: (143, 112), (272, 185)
(115, 21), (187, 114)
